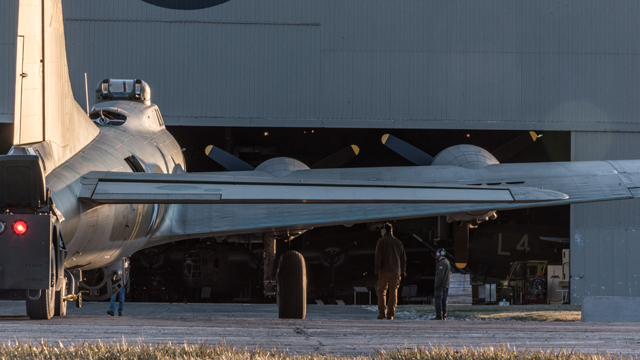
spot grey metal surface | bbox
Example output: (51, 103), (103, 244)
(61, 0), (321, 128)
(0, 0), (17, 124)
(571, 132), (640, 303)
(1, 1), (639, 130)
(582, 296), (640, 322)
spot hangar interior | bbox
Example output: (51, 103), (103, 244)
(1, 0), (640, 304)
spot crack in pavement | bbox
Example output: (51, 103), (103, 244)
(293, 327), (327, 354)
(294, 327), (311, 338)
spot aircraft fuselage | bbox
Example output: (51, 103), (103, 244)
(13, 100), (184, 270)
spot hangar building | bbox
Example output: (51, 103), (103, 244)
(1, 0), (640, 303)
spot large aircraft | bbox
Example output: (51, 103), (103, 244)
(2, 0), (640, 320)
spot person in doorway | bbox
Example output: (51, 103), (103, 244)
(375, 222), (406, 320)
(107, 259), (130, 316)
(433, 248), (451, 320)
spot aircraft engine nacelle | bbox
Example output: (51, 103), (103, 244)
(431, 144), (499, 169)
(433, 145), (501, 223)
(446, 211), (498, 224)
(255, 157), (309, 177)
(79, 258), (130, 301)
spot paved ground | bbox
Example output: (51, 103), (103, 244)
(1, 301), (640, 357)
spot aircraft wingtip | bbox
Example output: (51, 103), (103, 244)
(205, 145), (213, 155)
(381, 134), (389, 144)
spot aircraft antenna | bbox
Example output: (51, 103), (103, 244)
(84, 73), (89, 115)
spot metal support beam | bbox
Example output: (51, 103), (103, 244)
(453, 222), (469, 269)
(263, 235), (276, 297)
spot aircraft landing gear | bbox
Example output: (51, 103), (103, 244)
(277, 251), (307, 319)
(61, 269), (84, 309)
(262, 235), (307, 319)
(263, 235), (277, 297)
(54, 277), (67, 316)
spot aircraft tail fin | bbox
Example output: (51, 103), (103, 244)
(13, 0), (98, 168)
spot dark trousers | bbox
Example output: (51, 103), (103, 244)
(377, 271), (401, 319)
(109, 287), (125, 313)
(434, 286), (449, 320)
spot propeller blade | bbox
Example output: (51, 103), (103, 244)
(491, 131), (542, 163)
(311, 145), (359, 169)
(205, 145), (254, 171)
(381, 134), (433, 166)
(399, 224), (470, 273)
(336, 241), (357, 256)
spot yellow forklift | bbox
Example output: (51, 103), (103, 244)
(498, 260), (548, 304)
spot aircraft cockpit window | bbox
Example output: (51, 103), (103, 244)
(109, 79), (134, 97)
(124, 155), (146, 173)
(155, 109), (165, 127)
(95, 78), (151, 105)
(89, 108), (127, 126)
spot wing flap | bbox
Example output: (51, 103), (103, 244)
(78, 172), (568, 205)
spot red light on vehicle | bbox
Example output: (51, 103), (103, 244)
(13, 220), (27, 236)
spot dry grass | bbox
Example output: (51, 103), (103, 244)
(395, 304), (581, 321)
(477, 311), (580, 322)
(378, 344), (632, 360)
(0, 341), (630, 360)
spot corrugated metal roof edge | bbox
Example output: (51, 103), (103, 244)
(161, 116), (640, 132)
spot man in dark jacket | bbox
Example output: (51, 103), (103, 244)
(434, 248), (451, 320)
(375, 222), (406, 320)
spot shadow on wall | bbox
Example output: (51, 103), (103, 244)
(0, 124), (12, 155)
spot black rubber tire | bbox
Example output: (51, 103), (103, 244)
(26, 252), (55, 320)
(277, 251), (307, 319)
(54, 279), (67, 316)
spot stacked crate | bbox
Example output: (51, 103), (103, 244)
(448, 273), (472, 304)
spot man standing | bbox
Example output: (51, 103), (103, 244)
(433, 248), (451, 320)
(375, 223), (406, 320)
(107, 259), (130, 316)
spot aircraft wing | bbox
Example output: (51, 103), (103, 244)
(78, 171), (568, 205)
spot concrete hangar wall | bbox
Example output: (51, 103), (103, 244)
(1, 0), (640, 303)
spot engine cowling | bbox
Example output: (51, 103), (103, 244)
(446, 211), (497, 223)
(255, 157), (309, 177)
(432, 145), (499, 223)
(431, 144), (499, 169)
